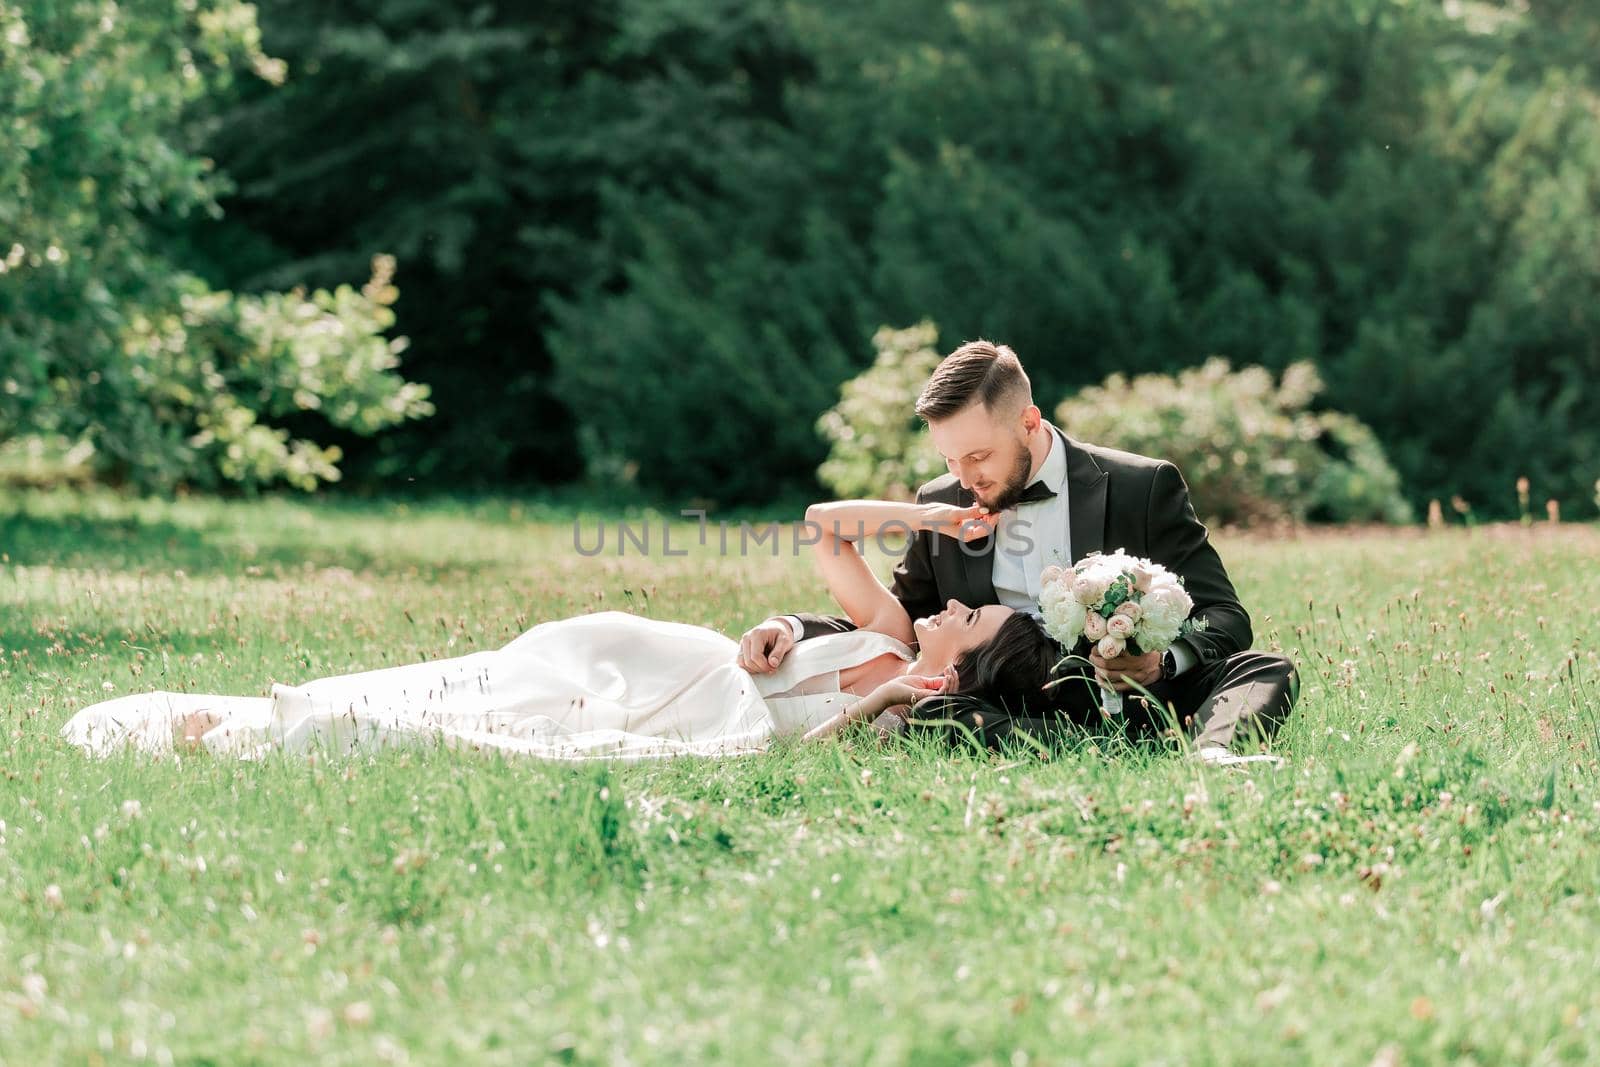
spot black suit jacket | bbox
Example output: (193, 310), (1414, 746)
(793, 429), (1252, 672)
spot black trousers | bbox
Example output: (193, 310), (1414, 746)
(898, 651), (1299, 755)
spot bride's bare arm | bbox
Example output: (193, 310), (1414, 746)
(802, 694), (882, 742)
(802, 674), (945, 742)
(803, 500), (993, 643)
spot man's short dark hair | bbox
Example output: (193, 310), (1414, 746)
(914, 340), (1032, 421)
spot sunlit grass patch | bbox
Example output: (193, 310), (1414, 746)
(3, 493), (1600, 1063)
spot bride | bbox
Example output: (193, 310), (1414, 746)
(61, 499), (1060, 761)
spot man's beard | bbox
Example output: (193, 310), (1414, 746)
(978, 443), (1036, 512)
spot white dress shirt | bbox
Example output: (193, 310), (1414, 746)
(991, 424), (1194, 676)
(989, 425), (1070, 612)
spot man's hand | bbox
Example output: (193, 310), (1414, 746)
(738, 617), (797, 673)
(1088, 648), (1162, 692)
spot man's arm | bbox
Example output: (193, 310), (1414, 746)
(1146, 462), (1252, 670)
(787, 610), (860, 639)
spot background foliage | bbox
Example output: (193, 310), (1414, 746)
(815, 322), (947, 501)
(5, 0), (1600, 514)
(1054, 359), (1414, 527)
(0, 0), (430, 491)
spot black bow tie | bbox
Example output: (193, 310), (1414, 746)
(1016, 480), (1057, 505)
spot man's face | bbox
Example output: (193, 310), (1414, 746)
(927, 401), (1038, 512)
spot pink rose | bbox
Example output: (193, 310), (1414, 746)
(1129, 561), (1155, 593)
(1106, 613), (1135, 639)
(1083, 612), (1109, 641)
(1096, 635), (1126, 659)
(1041, 564), (1066, 586)
(1073, 573), (1111, 606)
(1113, 601), (1142, 623)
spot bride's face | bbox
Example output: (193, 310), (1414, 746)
(913, 599), (1013, 668)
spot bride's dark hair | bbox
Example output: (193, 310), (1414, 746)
(907, 612), (1062, 747)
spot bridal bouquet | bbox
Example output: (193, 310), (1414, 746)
(1038, 550), (1198, 717)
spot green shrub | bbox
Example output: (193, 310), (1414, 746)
(114, 257), (434, 491)
(0, 0), (430, 492)
(1054, 360), (1413, 527)
(815, 322), (946, 500)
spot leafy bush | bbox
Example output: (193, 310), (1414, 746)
(112, 257), (433, 491)
(1054, 360), (1413, 527)
(815, 323), (946, 500)
(0, 436), (95, 489)
(0, 0), (429, 491)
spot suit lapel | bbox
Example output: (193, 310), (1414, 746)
(1060, 429), (1107, 563)
(959, 531), (997, 607)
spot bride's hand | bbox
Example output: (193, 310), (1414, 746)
(918, 503), (997, 542)
(869, 673), (947, 713)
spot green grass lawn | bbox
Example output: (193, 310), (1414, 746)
(3, 490), (1599, 1065)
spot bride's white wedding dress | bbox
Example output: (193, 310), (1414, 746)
(60, 611), (913, 761)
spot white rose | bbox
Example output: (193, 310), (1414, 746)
(1149, 572), (1188, 597)
(1040, 582), (1067, 614)
(1139, 586), (1193, 645)
(1140, 631), (1178, 653)
(1045, 600), (1086, 646)
(1145, 584), (1192, 621)
(1099, 549), (1135, 570)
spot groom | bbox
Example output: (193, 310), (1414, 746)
(740, 339), (1298, 757)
